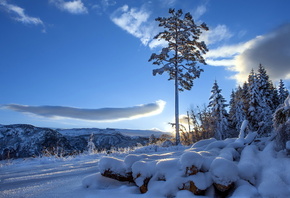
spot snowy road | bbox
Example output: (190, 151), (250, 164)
(0, 150), (187, 198)
(0, 157), (100, 198)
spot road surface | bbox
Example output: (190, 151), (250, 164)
(0, 157), (100, 198)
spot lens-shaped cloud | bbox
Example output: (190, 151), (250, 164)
(4, 100), (166, 122)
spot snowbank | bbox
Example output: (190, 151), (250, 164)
(83, 135), (290, 197)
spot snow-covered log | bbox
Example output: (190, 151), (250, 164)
(99, 157), (134, 182)
(210, 157), (238, 192)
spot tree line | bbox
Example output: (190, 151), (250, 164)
(180, 64), (289, 145)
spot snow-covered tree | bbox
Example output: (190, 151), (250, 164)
(87, 133), (96, 154)
(247, 69), (272, 135)
(273, 95), (290, 150)
(257, 64), (279, 112)
(228, 90), (237, 127)
(149, 9), (208, 145)
(229, 87), (247, 133)
(208, 80), (229, 140)
(278, 79), (289, 105)
(149, 134), (157, 144)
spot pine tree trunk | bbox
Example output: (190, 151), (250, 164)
(175, 65), (180, 145)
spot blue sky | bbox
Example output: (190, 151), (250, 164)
(1, 0), (290, 131)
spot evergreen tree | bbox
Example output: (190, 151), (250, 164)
(273, 95), (290, 150)
(228, 90), (237, 128)
(149, 9), (208, 145)
(229, 86), (247, 132)
(257, 64), (279, 112)
(271, 84), (280, 110)
(208, 80), (229, 140)
(247, 70), (261, 132)
(278, 79), (289, 105)
(241, 82), (250, 119)
(247, 69), (272, 135)
(87, 134), (96, 154)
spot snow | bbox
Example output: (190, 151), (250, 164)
(210, 157), (238, 186)
(187, 172), (213, 190)
(82, 173), (124, 189)
(1, 136), (290, 198)
(180, 151), (203, 170)
(131, 160), (156, 186)
(155, 158), (180, 180)
(287, 141), (290, 150)
(191, 138), (217, 149)
(237, 145), (258, 184)
(99, 156), (126, 175)
(238, 120), (248, 139)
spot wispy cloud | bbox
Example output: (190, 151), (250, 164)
(0, 0), (44, 29)
(110, 5), (156, 46)
(109, 3), (229, 50)
(193, 4), (207, 20)
(200, 24), (233, 45)
(49, 0), (88, 14)
(91, 0), (116, 15)
(4, 101), (166, 122)
(206, 23), (290, 83)
(159, 0), (176, 7)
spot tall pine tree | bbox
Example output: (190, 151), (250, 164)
(149, 9), (208, 145)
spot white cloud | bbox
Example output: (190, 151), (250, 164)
(200, 24), (233, 45)
(50, 0), (88, 14)
(193, 5), (207, 20)
(0, 0), (44, 26)
(101, 0), (116, 8)
(206, 24), (290, 83)
(111, 5), (157, 46)
(4, 100), (166, 122)
(159, 0), (176, 7)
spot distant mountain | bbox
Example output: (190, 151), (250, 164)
(57, 127), (167, 137)
(0, 124), (73, 160)
(0, 124), (165, 160)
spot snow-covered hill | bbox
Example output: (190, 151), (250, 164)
(0, 124), (164, 160)
(57, 127), (166, 137)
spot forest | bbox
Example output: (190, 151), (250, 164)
(175, 64), (289, 150)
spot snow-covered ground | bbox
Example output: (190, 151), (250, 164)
(1, 137), (290, 198)
(0, 155), (100, 198)
(0, 148), (186, 198)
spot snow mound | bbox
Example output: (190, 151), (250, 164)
(99, 157), (126, 175)
(238, 145), (258, 184)
(180, 151), (204, 170)
(210, 157), (238, 186)
(82, 173), (124, 189)
(191, 138), (217, 149)
(187, 172), (213, 190)
(124, 154), (144, 171)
